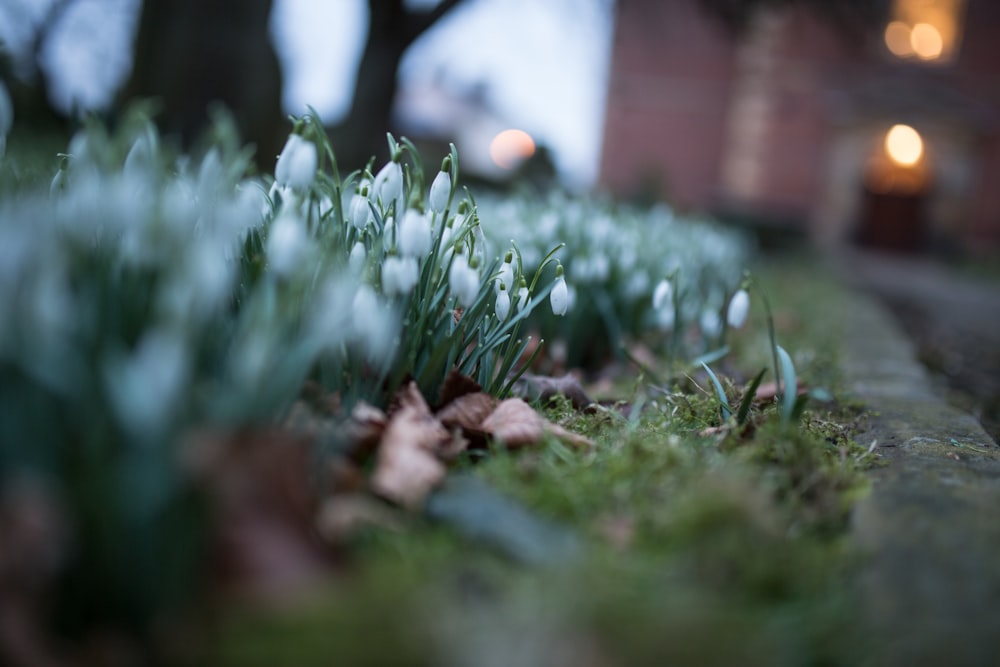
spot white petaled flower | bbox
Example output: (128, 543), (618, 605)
(550, 265), (569, 316)
(495, 251), (514, 293)
(495, 282), (511, 321)
(652, 278), (672, 311)
(266, 210), (308, 277)
(656, 304), (676, 331)
(700, 309), (722, 338)
(382, 255), (419, 296)
(726, 288), (750, 329)
(104, 328), (189, 438)
(448, 251), (479, 308)
(275, 133), (317, 190)
(429, 168), (451, 213)
(349, 240), (366, 271)
(373, 158), (403, 209)
(349, 189), (372, 230)
(516, 278), (529, 312)
(398, 209), (431, 257)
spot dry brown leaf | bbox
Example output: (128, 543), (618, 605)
(511, 373), (596, 411)
(480, 398), (594, 449)
(754, 380), (805, 403)
(315, 494), (404, 543)
(436, 392), (497, 431)
(370, 388), (451, 509)
(437, 369), (483, 407)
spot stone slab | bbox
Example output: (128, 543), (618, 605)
(844, 289), (1000, 666)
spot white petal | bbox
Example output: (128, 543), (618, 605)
(429, 170), (451, 212)
(726, 289), (750, 328)
(550, 277), (569, 316)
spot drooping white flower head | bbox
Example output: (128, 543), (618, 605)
(349, 240), (367, 272)
(266, 209), (308, 277)
(373, 156), (403, 210)
(382, 255), (419, 296)
(652, 278), (673, 311)
(429, 155), (452, 213)
(448, 250), (479, 308)
(398, 208), (432, 257)
(550, 264), (569, 316)
(496, 250), (515, 293)
(495, 282), (510, 321)
(350, 187), (372, 230)
(516, 277), (530, 312)
(700, 309), (722, 338)
(726, 288), (750, 329)
(275, 133), (318, 190)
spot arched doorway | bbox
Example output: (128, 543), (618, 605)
(857, 123), (932, 252)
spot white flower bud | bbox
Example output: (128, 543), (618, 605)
(429, 169), (451, 213)
(516, 278), (529, 313)
(349, 241), (366, 271)
(652, 278), (672, 311)
(496, 250), (514, 293)
(350, 190), (371, 230)
(448, 251), (480, 308)
(266, 210), (308, 277)
(550, 265), (569, 316)
(495, 282), (510, 320)
(726, 288), (750, 329)
(275, 134), (317, 190)
(382, 255), (419, 296)
(374, 159), (403, 209)
(398, 209), (432, 257)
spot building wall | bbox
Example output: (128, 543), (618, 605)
(599, 0), (1000, 252)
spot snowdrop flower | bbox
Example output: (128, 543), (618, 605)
(374, 155), (403, 210)
(349, 240), (367, 271)
(448, 250), (479, 307)
(656, 304), (676, 331)
(266, 210), (308, 277)
(516, 277), (529, 312)
(104, 328), (189, 438)
(700, 309), (722, 338)
(275, 133), (317, 190)
(382, 255), (418, 296)
(726, 288), (750, 329)
(495, 282), (510, 321)
(495, 250), (514, 293)
(652, 278), (673, 311)
(350, 283), (394, 358)
(429, 156), (452, 213)
(350, 187), (372, 230)
(550, 264), (569, 316)
(398, 208), (431, 257)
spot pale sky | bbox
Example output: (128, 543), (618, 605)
(0, 0), (614, 186)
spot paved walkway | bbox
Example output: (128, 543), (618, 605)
(834, 255), (1000, 667)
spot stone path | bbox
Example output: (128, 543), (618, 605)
(836, 255), (1000, 666)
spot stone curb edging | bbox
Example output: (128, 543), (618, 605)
(843, 291), (1000, 667)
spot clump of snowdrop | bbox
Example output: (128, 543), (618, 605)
(475, 191), (752, 367)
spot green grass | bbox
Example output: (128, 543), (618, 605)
(208, 254), (879, 666)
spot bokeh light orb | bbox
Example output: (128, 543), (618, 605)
(885, 124), (924, 167)
(489, 129), (535, 169)
(910, 22), (944, 60)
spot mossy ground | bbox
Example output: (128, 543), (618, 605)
(208, 251), (880, 666)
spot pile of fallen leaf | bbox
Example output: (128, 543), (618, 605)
(188, 371), (596, 600)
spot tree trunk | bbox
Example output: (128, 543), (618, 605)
(123, 0), (284, 166)
(326, 0), (464, 170)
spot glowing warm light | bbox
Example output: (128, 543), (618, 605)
(885, 21), (914, 56)
(885, 124), (924, 167)
(489, 129), (535, 169)
(910, 22), (944, 59)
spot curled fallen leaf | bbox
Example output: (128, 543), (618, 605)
(436, 392), (497, 432)
(511, 373), (596, 411)
(370, 383), (451, 510)
(480, 398), (594, 450)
